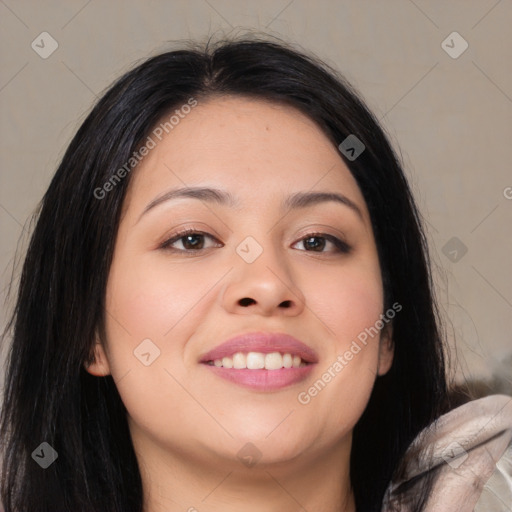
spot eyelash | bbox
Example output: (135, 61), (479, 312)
(159, 228), (351, 255)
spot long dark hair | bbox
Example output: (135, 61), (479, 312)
(0, 34), (448, 511)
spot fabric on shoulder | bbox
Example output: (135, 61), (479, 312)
(474, 440), (512, 512)
(382, 394), (512, 512)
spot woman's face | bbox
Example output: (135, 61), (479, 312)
(87, 96), (393, 473)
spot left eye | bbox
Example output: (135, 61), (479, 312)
(160, 230), (222, 252)
(293, 233), (351, 254)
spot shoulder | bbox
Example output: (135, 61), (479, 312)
(382, 394), (512, 511)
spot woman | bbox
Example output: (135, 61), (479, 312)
(1, 35), (510, 512)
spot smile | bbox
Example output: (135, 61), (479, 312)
(204, 351), (308, 370)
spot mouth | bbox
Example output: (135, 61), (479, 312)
(199, 332), (318, 391)
(203, 351), (309, 369)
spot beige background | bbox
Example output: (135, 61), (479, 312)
(1, 0), (511, 389)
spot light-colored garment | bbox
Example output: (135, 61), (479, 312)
(382, 394), (512, 511)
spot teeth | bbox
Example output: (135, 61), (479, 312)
(233, 352), (246, 369)
(247, 352), (265, 369)
(264, 352), (283, 370)
(210, 352), (307, 369)
(221, 356), (233, 368)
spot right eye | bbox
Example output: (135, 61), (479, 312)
(160, 229), (223, 253)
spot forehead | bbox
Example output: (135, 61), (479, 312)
(123, 96), (369, 222)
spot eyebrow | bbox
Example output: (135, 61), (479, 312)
(139, 186), (364, 221)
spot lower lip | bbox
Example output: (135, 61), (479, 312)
(201, 364), (315, 391)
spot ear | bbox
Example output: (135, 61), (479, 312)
(377, 322), (394, 376)
(84, 340), (111, 377)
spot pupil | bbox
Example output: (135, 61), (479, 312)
(305, 237), (325, 251)
(184, 234), (203, 250)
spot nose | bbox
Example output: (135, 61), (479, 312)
(221, 242), (306, 317)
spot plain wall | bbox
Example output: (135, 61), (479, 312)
(1, 0), (511, 390)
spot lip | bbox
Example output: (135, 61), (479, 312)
(198, 331), (319, 364)
(199, 331), (318, 392)
(203, 366), (315, 391)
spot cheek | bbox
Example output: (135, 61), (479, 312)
(101, 252), (219, 401)
(304, 261), (384, 345)
(105, 254), (214, 343)
(102, 257), (215, 443)
(297, 265), (384, 433)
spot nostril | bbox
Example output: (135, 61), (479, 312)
(239, 297), (256, 306)
(280, 300), (292, 308)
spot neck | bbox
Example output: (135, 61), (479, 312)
(131, 426), (356, 512)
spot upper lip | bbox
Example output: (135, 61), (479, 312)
(198, 331), (319, 364)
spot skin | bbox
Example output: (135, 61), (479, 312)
(86, 96), (394, 512)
